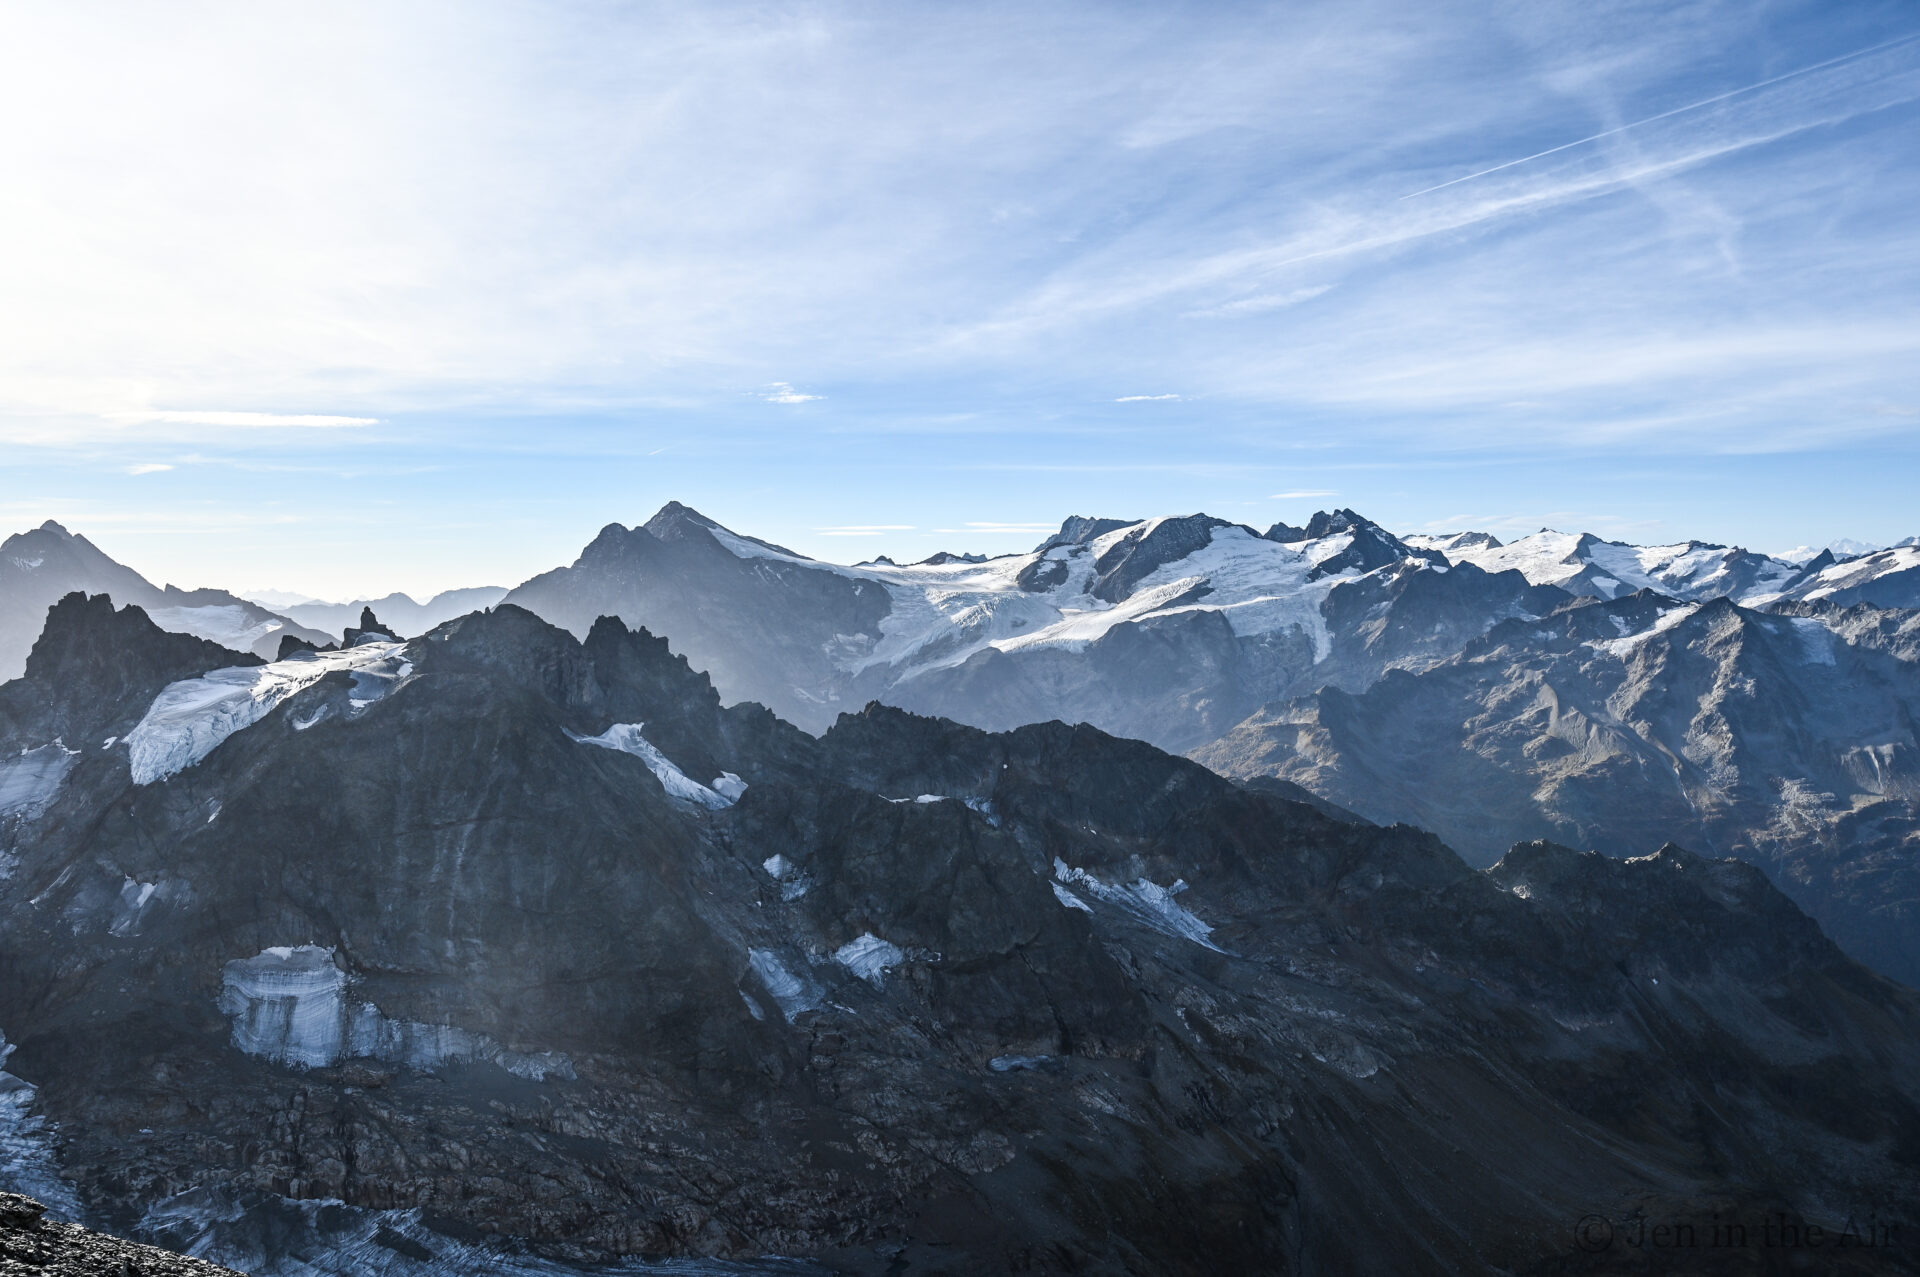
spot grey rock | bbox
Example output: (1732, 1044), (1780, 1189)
(7, 596), (1917, 1272)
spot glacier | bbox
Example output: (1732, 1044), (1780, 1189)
(126, 640), (410, 785)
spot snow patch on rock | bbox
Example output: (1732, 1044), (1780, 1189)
(1053, 860), (1224, 951)
(568, 723), (735, 809)
(0, 1031), (85, 1220)
(748, 948), (820, 1020)
(834, 933), (907, 986)
(1052, 882), (1093, 912)
(761, 854), (812, 900)
(0, 743), (78, 820)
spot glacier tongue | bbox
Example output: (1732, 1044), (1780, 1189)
(218, 946), (350, 1068)
(126, 641), (409, 785)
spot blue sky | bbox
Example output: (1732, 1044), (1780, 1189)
(1, 0), (1916, 599)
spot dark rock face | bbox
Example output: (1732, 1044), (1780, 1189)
(1195, 590), (1920, 987)
(0, 1192), (239, 1275)
(1265, 508), (1431, 578)
(3, 599), (1919, 1274)
(0, 594), (260, 753)
(1085, 515), (1236, 603)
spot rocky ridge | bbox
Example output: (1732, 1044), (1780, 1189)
(0, 522), (330, 681)
(1, 594), (1917, 1273)
(1194, 589), (1920, 986)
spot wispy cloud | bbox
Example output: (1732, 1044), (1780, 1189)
(1185, 286), (1332, 319)
(1, 3), (1915, 584)
(817, 524), (912, 536)
(1270, 489), (1337, 499)
(1399, 31), (1920, 201)
(965, 521), (1059, 531)
(125, 462), (174, 475)
(109, 411), (378, 428)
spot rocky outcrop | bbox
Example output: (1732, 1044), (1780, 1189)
(0, 1192), (239, 1275)
(0, 593), (260, 755)
(2, 597), (1918, 1274)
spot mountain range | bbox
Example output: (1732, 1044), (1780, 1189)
(7, 503), (1917, 992)
(488, 504), (1920, 987)
(3, 591), (1918, 1273)
(256, 588), (511, 640)
(0, 522), (332, 681)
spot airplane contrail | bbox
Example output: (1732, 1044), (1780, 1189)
(1400, 30), (1920, 200)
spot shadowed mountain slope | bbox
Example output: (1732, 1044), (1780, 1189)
(1, 599), (1917, 1273)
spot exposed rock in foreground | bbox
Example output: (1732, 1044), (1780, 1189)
(2, 598), (1919, 1274)
(0, 1192), (238, 1275)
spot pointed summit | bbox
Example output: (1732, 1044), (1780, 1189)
(343, 605), (397, 645)
(1266, 509), (1421, 577)
(642, 501), (724, 542)
(641, 501), (808, 559)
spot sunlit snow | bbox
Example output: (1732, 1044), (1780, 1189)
(1052, 859), (1223, 951)
(126, 641), (409, 784)
(709, 517), (1352, 677)
(146, 604), (289, 656)
(833, 933), (906, 986)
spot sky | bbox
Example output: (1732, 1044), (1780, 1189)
(1, 0), (1917, 601)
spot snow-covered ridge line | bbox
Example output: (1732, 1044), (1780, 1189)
(125, 640), (411, 785)
(777, 520), (1348, 680)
